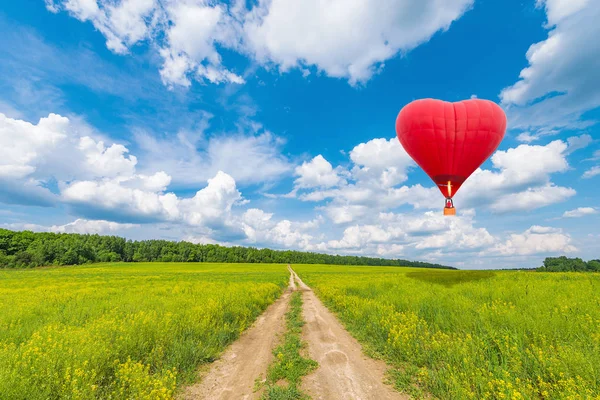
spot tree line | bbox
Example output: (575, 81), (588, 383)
(537, 256), (600, 272)
(0, 228), (454, 269)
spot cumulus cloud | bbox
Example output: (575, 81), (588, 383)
(60, 0), (157, 55)
(489, 185), (575, 213)
(0, 112), (253, 238)
(0, 113), (136, 181)
(2, 219), (138, 234)
(349, 138), (414, 187)
(134, 126), (292, 187)
(322, 210), (495, 258)
(294, 155), (345, 189)
(500, 0), (600, 137)
(244, 0), (474, 84)
(241, 208), (316, 249)
(491, 225), (577, 256)
(289, 137), (438, 224)
(49, 0), (473, 86)
(456, 139), (575, 212)
(562, 207), (598, 218)
(62, 170), (245, 227)
(61, 174), (181, 222)
(158, 1), (245, 86)
(0, 112), (137, 204)
(51, 219), (139, 234)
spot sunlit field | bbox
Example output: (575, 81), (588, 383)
(0, 263), (288, 399)
(293, 265), (600, 399)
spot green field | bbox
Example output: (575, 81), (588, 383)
(293, 265), (600, 399)
(0, 263), (288, 399)
(2, 263), (599, 399)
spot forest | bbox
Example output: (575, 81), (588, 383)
(537, 256), (600, 272)
(0, 228), (454, 269)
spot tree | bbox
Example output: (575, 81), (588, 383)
(539, 257), (598, 273)
(587, 259), (600, 272)
(0, 228), (456, 270)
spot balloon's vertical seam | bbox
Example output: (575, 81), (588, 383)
(451, 101), (458, 182)
(459, 102), (468, 189)
(434, 100), (444, 181)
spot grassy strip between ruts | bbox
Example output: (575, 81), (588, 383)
(260, 291), (318, 399)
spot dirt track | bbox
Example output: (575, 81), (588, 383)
(180, 275), (293, 400)
(182, 267), (405, 399)
(292, 271), (406, 400)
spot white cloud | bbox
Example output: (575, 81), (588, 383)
(291, 138), (438, 224)
(2, 219), (138, 234)
(51, 0), (244, 86)
(488, 140), (569, 183)
(562, 207), (598, 218)
(134, 125), (292, 187)
(159, 1), (245, 86)
(583, 166), (600, 179)
(409, 212), (494, 251)
(0, 113), (136, 181)
(565, 134), (593, 154)
(61, 0), (157, 54)
(51, 219), (138, 234)
(61, 176), (181, 221)
(294, 155), (345, 189)
(327, 224), (403, 250)
(322, 211), (495, 257)
(241, 208), (315, 249)
(349, 138), (414, 187)
(304, 183), (440, 223)
(0, 112), (69, 179)
(0, 112), (137, 206)
(296, 137), (576, 224)
(78, 136), (137, 178)
(62, 170), (244, 227)
(244, 0), (473, 84)
(323, 204), (370, 225)
(456, 140), (575, 212)
(179, 171), (243, 227)
(500, 0), (600, 136)
(491, 225), (577, 256)
(0, 112), (256, 237)
(488, 185), (575, 213)
(50, 0), (473, 86)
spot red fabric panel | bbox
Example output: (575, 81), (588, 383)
(396, 98), (506, 198)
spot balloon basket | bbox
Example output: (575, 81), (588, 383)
(443, 207), (456, 216)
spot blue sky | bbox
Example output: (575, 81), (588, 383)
(0, 0), (598, 269)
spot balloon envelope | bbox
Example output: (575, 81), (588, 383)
(396, 98), (506, 198)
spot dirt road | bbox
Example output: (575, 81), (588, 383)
(180, 275), (293, 400)
(292, 271), (406, 400)
(182, 267), (406, 399)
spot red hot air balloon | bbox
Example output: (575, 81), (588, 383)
(395, 99), (506, 215)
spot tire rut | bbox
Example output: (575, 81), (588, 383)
(180, 270), (295, 400)
(292, 270), (407, 400)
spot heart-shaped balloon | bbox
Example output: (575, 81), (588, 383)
(396, 98), (506, 199)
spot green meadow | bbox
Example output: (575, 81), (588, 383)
(0, 263), (288, 399)
(293, 265), (600, 399)
(2, 262), (599, 399)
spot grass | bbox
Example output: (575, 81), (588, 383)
(261, 291), (318, 399)
(0, 262), (289, 399)
(293, 264), (600, 399)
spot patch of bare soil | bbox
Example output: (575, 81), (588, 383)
(180, 272), (294, 400)
(292, 271), (407, 400)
